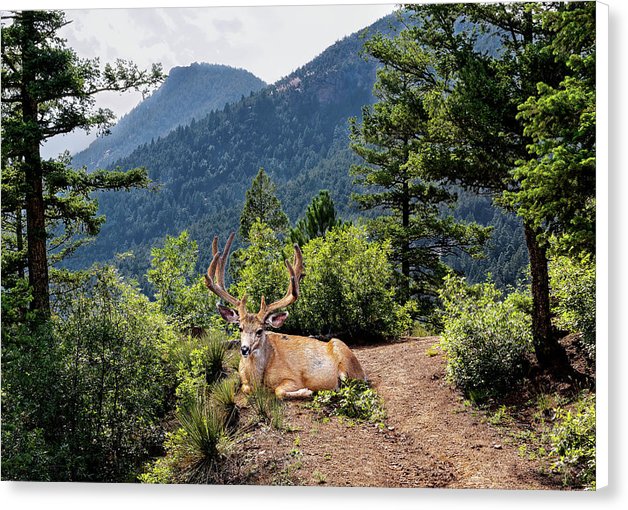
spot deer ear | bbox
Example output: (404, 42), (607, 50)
(266, 311), (289, 328)
(217, 304), (239, 323)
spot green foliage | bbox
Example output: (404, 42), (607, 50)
(549, 254), (596, 359)
(147, 230), (217, 331)
(230, 220), (288, 312)
(545, 393), (596, 489)
(2, 266), (176, 481)
(173, 394), (229, 483)
(247, 384), (285, 430)
(239, 168), (290, 241)
(439, 275), (533, 400)
(211, 375), (240, 430)
(289, 189), (343, 246)
(288, 224), (414, 342)
(168, 330), (230, 412)
(140, 394), (231, 484)
(506, 3), (596, 257)
(311, 379), (386, 425)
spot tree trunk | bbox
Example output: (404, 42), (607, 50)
(22, 12), (50, 317)
(400, 180), (411, 300)
(16, 206), (25, 279)
(24, 152), (50, 316)
(523, 223), (562, 368)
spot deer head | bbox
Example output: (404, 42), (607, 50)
(205, 232), (304, 357)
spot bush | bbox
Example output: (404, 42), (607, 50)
(168, 330), (230, 412)
(2, 267), (176, 482)
(311, 379), (386, 425)
(439, 274), (533, 400)
(140, 393), (232, 484)
(231, 222), (412, 342)
(147, 230), (218, 332)
(247, 384), (285, 430)
(288, 225), (414, 342)
(549, 254), (596, 359)
(53, 267), (176, 481)
(545, 393), (596, 489)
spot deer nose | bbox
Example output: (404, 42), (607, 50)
(241, 345), (250, 357)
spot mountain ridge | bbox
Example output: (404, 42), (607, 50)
(71, 63), (267, 170)
(65, 13), (527, 293)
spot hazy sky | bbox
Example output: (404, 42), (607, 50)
(13, 1), (397, 158)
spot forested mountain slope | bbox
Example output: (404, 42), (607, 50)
(66, 14), (527, 290)
(71, 63), (266, 170)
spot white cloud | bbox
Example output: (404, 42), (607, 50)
(33, 3), (397, 158)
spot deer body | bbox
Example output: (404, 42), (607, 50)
(239, 332), (366, 399)
(205, 233), (366, 400)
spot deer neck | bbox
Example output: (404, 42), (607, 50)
(242, 333), (274, 382)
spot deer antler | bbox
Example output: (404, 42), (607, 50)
(258, 244), (304, 319)
(205, 232), (240, 308)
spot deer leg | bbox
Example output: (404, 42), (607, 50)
(275, 381), (313, 400)
(284, 388), (313, 399)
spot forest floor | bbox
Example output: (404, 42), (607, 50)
(228, 335), (594, 490)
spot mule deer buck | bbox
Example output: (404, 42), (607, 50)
(205, 233), (366, 400)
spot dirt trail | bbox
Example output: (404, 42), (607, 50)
(237, 337), (560, 489)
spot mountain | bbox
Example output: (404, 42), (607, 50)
(71, 63), (267, 170)
(66, 14), (527, 292)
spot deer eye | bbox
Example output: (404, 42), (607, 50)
(256, 329), (263, 336)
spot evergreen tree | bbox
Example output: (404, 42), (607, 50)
(366, 2), (592, 367)
(505, 2), (596, 257)
(1, 10), (163, 317)
(289, 190), (343, 247)
(350, 41), (490, 304)
(239, 167), (289, 241)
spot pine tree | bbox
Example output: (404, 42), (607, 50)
(239, 167), (289, 241)
(1, 10), (164, 317)
(350, 38), (491, 305)
(289, 190), (343, 247)
(368, 2), (591, 367)
(505, 2), (596, 258)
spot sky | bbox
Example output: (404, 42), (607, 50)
(10, 1), (397, 158)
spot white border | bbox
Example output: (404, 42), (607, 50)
(596, 0), (609, 491)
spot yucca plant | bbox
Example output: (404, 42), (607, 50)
(175, 393), (228, 483)
(247, 383), (284, 430)
(211, 375), (240, 430)
(202, 330), (228, 383)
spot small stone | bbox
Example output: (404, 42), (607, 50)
(493, 444), (502, 449)
(387, 425), (395, 431)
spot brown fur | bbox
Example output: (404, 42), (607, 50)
(238, 327), (366, 400)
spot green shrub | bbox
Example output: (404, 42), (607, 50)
(311, 379), (386, 425)
(1, 267), (176, 482)
(549, 254), (596, 359)
(231, 222), (413, 342)
(545, 393), (596, 489)
(211, 375), (240, 430)
(147, 230), (218, 332)
(439, 274), (533, 400)
(247, 384), (284, 429)
(140, 394), (231, 484)
(52, 267), (176, 481)
(170, 330), (229, 412)
(288, 225), (414, 342)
